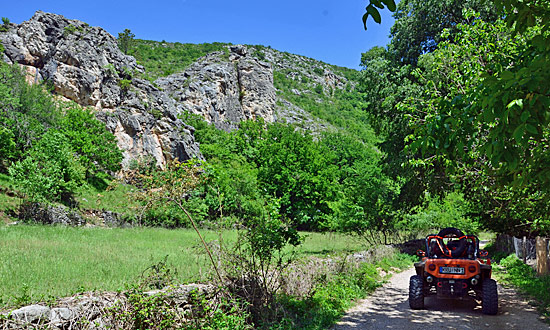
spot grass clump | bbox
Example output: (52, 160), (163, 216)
(495, 254), (550, 320)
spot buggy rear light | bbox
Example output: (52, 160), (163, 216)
(468, 265), (476, 273)
(437, 282), (442, 288)
(462, 282), (468, 289)
(428, 264), (436, 271)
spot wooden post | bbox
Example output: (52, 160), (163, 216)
(536, 237), (548, 275)
(522, 236), (527, 264)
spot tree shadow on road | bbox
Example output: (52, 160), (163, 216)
(335, 271), (546, 330)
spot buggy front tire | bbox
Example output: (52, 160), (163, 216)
(409, 275), (424, 309)
(482, 279), (498, 315)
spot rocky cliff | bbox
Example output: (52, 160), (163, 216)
(157, 45), (275, 131)
(0, 11), (201, 167)
(1, 11), (357, 167)
(0, 12), (277, 167)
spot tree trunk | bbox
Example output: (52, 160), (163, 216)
(536, 237), (548, 275)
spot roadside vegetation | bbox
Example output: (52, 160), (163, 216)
(491, 254), (550, 321)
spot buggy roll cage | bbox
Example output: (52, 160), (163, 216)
(424, 234), (480, 259)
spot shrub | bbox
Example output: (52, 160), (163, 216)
(8, 130), (85, 202)
(0, 127), (16, 165)
(118, 79), (132, 91)
(0, 17), (9, 32)
(400, 191), (479, 235)
(63, 24), (83, 36)
(314, 84), (323, 94)
(313, 67), (324, 76)
(0, 62), (59, 161)
(57, 104), (122, 178)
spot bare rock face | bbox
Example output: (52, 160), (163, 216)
(0, 11), (201, 167)
(156, 45), (275, 131)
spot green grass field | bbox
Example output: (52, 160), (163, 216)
(0, 225), (364, 308)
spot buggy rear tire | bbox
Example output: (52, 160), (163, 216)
(482, 279), (498, 315)
(409, 275), (424, 309)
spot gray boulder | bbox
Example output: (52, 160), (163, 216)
(19, 202), (85, 226)
(49, 307), (73, 327)
(10, 304), (51, 324)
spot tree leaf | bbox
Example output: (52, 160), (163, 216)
(380, 0), (397, 12)
(520, 111), (530, 123)
(500, 71), (514, 80)
(366, 5), (382, 24)
(371, 0), (385, 10)
(362, 13), (369, 30)
(512, 124), (524, 144)
(525, 124), (538, 135)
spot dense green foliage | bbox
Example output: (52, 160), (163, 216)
(388, 0), (497, 65)
(128, 39), (229, 80)
(0, 62), (121, 203)
(359, 0), (550, 237)
(402, 7), (550, 235)
(184, 116), (401, 237)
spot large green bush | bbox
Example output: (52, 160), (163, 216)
(9, 131), (85, 202)
(184, 116), (403, 235)
(0, 62), (121, 203)
(58, 105), (122, 177)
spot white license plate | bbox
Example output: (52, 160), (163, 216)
(439, 266), (465, 274)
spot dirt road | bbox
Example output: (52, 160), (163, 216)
(335, 268), (549, 329)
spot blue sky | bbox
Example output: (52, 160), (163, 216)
(2, 0), (395, 69)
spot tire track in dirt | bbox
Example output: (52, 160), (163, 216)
(334, 268), (549, 329)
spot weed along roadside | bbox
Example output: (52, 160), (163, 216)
(0, 223), (415, 329)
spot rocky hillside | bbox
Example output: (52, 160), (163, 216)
(0, 11), (363, 167)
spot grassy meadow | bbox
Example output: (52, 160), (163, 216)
(0, 225), (364, 309)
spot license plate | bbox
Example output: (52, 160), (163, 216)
(440, 266), (465, 274)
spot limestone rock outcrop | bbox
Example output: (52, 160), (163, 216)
(0, 11), (201, 167)
(156, 45), (275, 131)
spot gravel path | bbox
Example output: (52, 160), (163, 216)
(335, 267), (549, 329)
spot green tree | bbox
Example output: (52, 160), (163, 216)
(254, 123), (339, 230)
(403, 10), (550, 235)
(387, 0), (496, 65)
(0, 62), (59, 166)
(57, 105), (122, 178)
(9, 131), (85, 202)
(117, 28), (135, 55)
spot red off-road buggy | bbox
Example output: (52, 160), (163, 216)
(409, 227), (498, 315)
